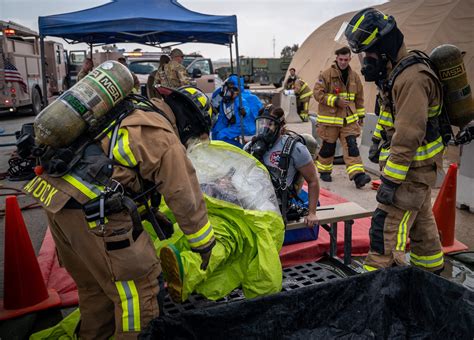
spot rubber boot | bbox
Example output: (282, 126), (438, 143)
(320, 172), (332, 182)
(354, 173), (371, 189)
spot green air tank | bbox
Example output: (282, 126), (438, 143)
(430, 44), (474, 128)
(34, 61), (134, 148)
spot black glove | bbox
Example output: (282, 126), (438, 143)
(376, 176), (400, 205)
(239, 107), (247, 118)
(195, 240), (216, 270)
(368, 139), (381, 164)
(199, 250), (212, 270)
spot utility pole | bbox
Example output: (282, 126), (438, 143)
(272, 36), (276, 57)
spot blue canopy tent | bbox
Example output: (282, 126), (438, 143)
(38, 0), (245, 140)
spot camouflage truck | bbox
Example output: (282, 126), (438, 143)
(217, 57), (292, 88)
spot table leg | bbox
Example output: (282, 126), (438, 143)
(329, 222), (337, 258)
(344, 219), (354, 265)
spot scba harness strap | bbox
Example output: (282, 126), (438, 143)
(270, 132), (307, 225)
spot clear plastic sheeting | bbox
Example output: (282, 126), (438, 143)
(187, 141), (280, 214)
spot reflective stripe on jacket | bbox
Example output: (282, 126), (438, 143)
(313, 63), (365, 127)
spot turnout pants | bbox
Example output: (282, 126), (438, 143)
(315, 122), (365, 180)
(47, 209), (161, 340)
(364, 183), (444, 272)
(296, 98), (310, 122)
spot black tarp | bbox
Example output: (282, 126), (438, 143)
(140, 266), (474, 339)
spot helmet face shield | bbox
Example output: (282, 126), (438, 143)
(255, 116), (281, 146)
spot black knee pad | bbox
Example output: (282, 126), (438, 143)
(345, 135), (360, 157)
(369, 208), (387, 254)
(319, 141), (337, 158)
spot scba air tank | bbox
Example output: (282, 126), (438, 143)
(430, 44), (474, 128)
(34, 61), (134, 148)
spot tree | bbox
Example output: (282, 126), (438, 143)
(280, 44), (299, 58)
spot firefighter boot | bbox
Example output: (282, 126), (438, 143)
(160, 244), (184, 303)
(354, 173), (371, 189)
(320, 172), (332, 182)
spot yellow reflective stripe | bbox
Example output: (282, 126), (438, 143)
(115, 280), (141, 332)
(363, 264), (378, 272)
(346, 163), (364, 174)
(428, 105), (441, 118)
(338, 93), (355, 101)
(396, 211), (411, 251)
(113, 128), (138, 168)
(317, 115), (344, 125)
(346, 113), (359, 124)
(62, 173), (103, 199)
(326, 94), (337, 107)
(301, 83), (308, 91)
(362, 27), (379, 46)
(384, 160), (409, 181)
(299, 90), (313, 99)
(378, 111), (394, 127)
(374, 123), (383, 139)
(410, 251), (444, 268)
(413, 136), (444, 161)
(352, 14), (365, 32)
(186, 221), (215, 248)
(379, 148), (389, 161)
(316, 160), (333, 171)
(356, 108), (366, 117)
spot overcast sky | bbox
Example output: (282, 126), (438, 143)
(0, 0), (386, 59)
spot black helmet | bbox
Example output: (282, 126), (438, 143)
(158, 85), (212, 145)
(344, 8), (396, 53)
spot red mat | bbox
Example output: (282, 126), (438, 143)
(280, 188), (372, 268)
(38, 188), (372, 306)
(38, 228), (78, 307)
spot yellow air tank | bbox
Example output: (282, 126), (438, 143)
(430, 44), (474, 128)
(34, 61), (134, 148)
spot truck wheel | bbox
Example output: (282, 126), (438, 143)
(30, 87), (43, 116)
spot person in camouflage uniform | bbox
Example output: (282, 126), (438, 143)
(161, 49), (190, 89)
(77, 58), (93, 81)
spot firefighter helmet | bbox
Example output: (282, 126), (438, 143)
(344, 8), (396, 54)
(158, 85), (212, 145)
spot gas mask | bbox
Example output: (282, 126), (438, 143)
(250, 114), (281, 160)
(360, 53), (388, 84)
(221, 82), (236, 104)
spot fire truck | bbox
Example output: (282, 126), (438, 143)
(0, 21), (67, 115)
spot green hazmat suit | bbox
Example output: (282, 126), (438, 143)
(156, 141), (285, 301)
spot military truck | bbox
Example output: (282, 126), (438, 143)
(217, 57), (292, 88)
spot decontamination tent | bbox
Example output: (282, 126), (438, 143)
(289, 0), (474, 114)
(37, 0), (244, 121)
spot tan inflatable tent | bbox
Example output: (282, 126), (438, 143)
(289, 0), (474, 114)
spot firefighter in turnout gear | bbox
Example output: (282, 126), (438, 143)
(294, 78), (313, 122)
(24, 62), (215, 339)
(313, 46), (371, 188)
(345, 8), (444, 273)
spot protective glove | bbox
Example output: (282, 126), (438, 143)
(199, 249), (213, 270)
(368, 139), (381, 164)
(376, 176), (400, 206)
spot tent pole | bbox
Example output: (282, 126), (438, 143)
(39, 35), (49, 106)
(234, 33), (245, 145)
(229, 35), (234, 74)
(89, 43), (93, 59)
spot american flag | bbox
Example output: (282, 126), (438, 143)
(2, 58), (28, 93)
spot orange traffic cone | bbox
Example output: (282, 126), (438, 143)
(0, 196), (60, 320)
(432, 163), (468, 254)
